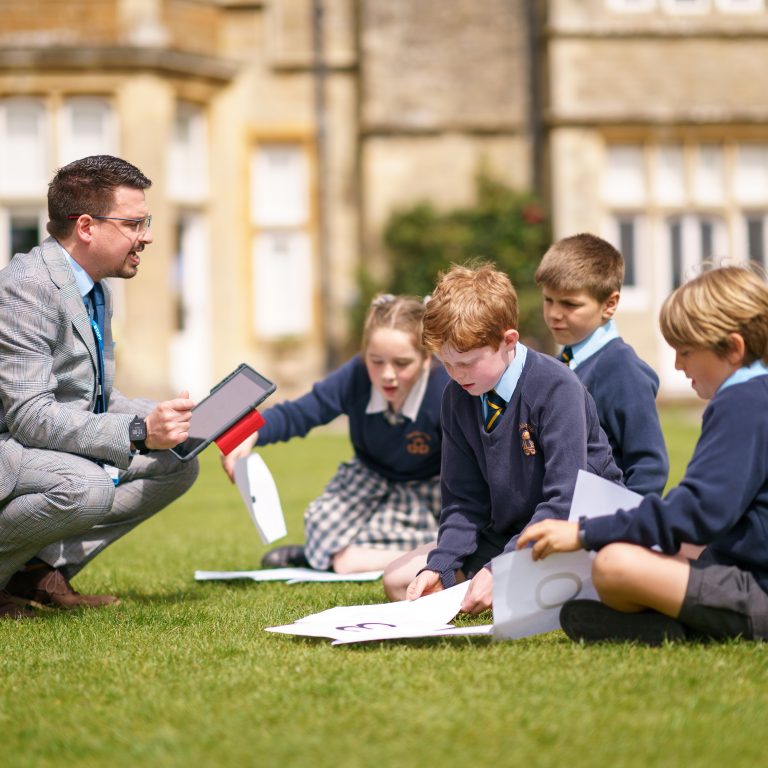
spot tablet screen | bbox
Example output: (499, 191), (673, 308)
(171, 365), (275, 460)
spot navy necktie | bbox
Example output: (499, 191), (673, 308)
(85, 282), (106, 413)
(559, 345), (573, 365)
(484, 389), (506, 433)
(87, 282), (106, 340)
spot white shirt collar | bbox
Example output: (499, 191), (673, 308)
(366, 363), (431, 422)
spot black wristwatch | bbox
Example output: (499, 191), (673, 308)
(129, 416), (150, 454)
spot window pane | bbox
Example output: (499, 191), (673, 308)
(693, 145), (724, 205)
(618, 218), (637, 287)
(602, 145), (646, 206)
(735, 145), (768, 204)
(747, 217), (765, 267)
(669, 219), (683, 289)
(253, 231), (312, 337)
(168, 102), (208, 202)
(60, 98), (115, 166)
(654, 144), (685, 205)
(251, 144), (309, 227)
(0, 99), (47, 195)
(11, 215), (39, 258)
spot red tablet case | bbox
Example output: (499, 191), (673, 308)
(214, 409), (266, 455)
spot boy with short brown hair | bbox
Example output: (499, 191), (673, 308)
(535, 233), (668, 496)
(383, 263), (622, 613)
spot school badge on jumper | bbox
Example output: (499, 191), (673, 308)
(519, 423), (536, 456)
(406, 431), (432, 455)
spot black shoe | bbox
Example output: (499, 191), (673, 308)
(559, 599), (687, 646)
(260, 545), (310, 569)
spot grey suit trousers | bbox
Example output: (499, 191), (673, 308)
(0, 443), (198, 588)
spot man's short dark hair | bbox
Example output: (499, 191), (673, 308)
(47, 155), (152, 239)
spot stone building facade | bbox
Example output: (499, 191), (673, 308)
(0, 0), (765, 400)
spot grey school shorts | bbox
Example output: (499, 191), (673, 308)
(678, 550), (768, 641)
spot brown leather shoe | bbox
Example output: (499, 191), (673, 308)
(0, 589), (36, 619)
(6, 564), (120, 609)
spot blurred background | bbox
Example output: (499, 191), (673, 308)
(0, 0), (766, 401)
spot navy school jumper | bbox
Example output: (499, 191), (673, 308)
(583, 376), (768, 594)
(573, 337), (669, 496)
(255, 355), (450, 483)
(427, 348), (623, 586)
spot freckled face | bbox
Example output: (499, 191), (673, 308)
(674, 346), (740, 400)
(439, 331), (519, 397)
(365, 328), (428, 412)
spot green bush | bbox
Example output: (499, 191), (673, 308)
(357, 170), (552, 350)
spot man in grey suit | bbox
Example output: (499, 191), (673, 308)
(0, 155), (199, 619)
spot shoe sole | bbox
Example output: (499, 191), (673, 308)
(560, 600), (686, 646)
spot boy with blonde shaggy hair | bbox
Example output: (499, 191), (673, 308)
(535, 233), (668, 495)
(519, 265), (768, 644)
(383, 263), (622, 613)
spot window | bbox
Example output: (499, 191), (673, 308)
(602, 145), (646, 206)
(746, 215), (767, 268)
(59, 98), (116, 166)
(693, 145), (724, 205)
(250, 143), (313, 339)
(661, 0), (710, 12)
(715, 0), (763, 11)
(654, 145), (686, 205)
(606, 0), (656, 10)
(168, 102), (208, 203)
(734, 145), (768, 205)
(666, 215), (727, 289)
(0, 208), (46, 268)
(168, 213), (212, 398)
(0, 99), (47, 196)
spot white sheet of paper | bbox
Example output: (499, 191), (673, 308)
(234, 453), (287, 544)
(265, 582), (471, 642)
(194, 568), (383, 583)
(295, 582), (470, 628)
(491, 472), (643, 640)
(568, 469), (643, 522)
(492, 548), (597, 639)
(331, 623), (494, 645)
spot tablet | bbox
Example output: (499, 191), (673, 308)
(170, 363), (276, 461)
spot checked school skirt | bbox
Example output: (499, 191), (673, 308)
(303, 458), (441, 571)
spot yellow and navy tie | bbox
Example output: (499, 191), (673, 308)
(485, 389), (506, 433)
(559, 345), (573, 365)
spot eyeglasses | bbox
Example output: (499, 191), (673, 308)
(67, 214), (153, 233)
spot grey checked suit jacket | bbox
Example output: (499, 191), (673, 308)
(0, 238), (153, 503)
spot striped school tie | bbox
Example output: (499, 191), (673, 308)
(485, 389), (506, 433)
(559, 345), (573, 365)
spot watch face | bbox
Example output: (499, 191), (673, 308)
(130, 418), (146, 441)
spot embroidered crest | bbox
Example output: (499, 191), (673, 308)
(406, 431), (432, 455)
(519, 423), (536, 456)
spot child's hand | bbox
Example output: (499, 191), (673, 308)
(460, 567), (492, 614)
(406, 570), (443, 601)
(220, 432), (259, 483)
(516, 520), (580, 560)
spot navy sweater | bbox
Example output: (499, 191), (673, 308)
(256, 356), (449, 482)
(574, 338), (669, 496)
(427, 349), (623, 582)
(583, 375), (768, 593)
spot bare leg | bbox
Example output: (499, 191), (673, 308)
(332, 546), (411, 574)
(382, 541), (436, 601)
(679, 543), (705, 560)
(592, 542), (691, 617)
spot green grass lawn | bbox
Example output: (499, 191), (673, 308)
(3, 406), (767, 768)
